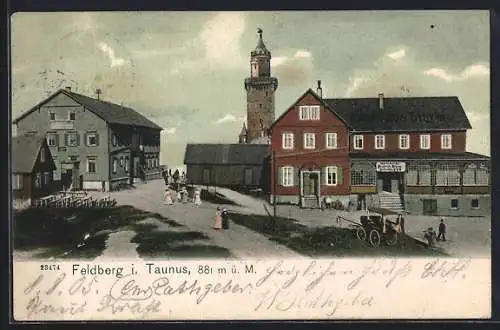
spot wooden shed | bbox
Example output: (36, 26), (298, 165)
(184, 143), (270, 191)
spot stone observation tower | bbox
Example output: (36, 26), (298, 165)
(241, 28), (278, 144)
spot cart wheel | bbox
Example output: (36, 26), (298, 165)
(369, 229), (381, 247)
(356, 227), (367, 241)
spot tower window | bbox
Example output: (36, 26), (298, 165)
(259, 104), (262, 108)
(266, 91), (268, 96)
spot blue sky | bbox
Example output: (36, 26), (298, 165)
(11, 11), (490, 166)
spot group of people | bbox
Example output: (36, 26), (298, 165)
(163, 185), (202, 207)
(424, 218), (447, 248)
(161, 169), (187, 187)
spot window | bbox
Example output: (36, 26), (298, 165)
(299, 105), (320, 120)
(399, 134), (410, 150)
(47, 134), (57, 147)
(282, 132), (294, 149)
(67, 133), (79, 147)
(375, 135), (385, 149)
(353, 135), (364, 150)
(87, 159), (96, 173)
(463, 163), (489, 186)
(451, 199), (459, 209)
(43, 172), (51, 185)
(39, 148), (45, 163)
(441, 134), (452, 149)
(351, 164), (377, 185)
(436, 164), (460, 186)
(111, 134), (118, 147)
(420, 134), (430, 150)
(12, 174), (22, 190)
(120, 156), (124, 167)
(303, 133), (315, 149)
(68, 112), (76, 121)
(281, 166), (294, 187)
(35, 172), (41, 188)
(49, 112), (56, 121)
(406, 164), (431, 186)
(471, 199), (479, 209)
(326, 133), (337, 149)
(86, 133), (97, 146)
(125, 156), (129, 172)
(112, 159), (118, 174)
(325, 166), (337, 186)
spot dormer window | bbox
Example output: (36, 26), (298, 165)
(299, 105), (320, 120)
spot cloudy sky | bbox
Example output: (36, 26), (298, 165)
(11, 11), (490, 167)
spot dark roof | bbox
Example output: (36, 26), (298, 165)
(349, 151), (490, 160)
(184, 144), (270, 165)
(324, 96), (472, 132)
(13, 89), (163, 130)
(12, 134), (45, 173)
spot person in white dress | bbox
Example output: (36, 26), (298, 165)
(164, 188), (173, 205)
(193, 188), (202, 207)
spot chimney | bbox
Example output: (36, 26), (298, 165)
(378, 93), (384, 110)
(96, 88), (102, 100)
(317, 80), (323, 98)
(65, 86), (71, 92)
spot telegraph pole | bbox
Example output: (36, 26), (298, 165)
(272, 151), (277, 217)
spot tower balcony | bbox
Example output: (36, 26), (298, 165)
(244, 77), (278, 91)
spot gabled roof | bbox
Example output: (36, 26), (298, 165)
(12, 134), (46, 173)
(13, 89), (163, 130)
(184, 143), (270, 165)
(269, 89), (343, 130)
(324, 96), (472, 132)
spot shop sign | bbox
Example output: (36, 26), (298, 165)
(376, 162), (406, 172)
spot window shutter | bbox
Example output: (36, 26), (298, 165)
(76, 133), (81, 146)
(84, 133), (88, 146)
(55, 134), (59, 146)
(95, 133), (100, 146)
(323, 167), (328, 185)
(277, 167), (283, 186)
(337, 166), (343, 185)
(64, 134), (68, 146)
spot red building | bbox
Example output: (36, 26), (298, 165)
(269, 82), (490, 216)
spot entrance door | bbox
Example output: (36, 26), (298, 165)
(302, 172), (319, 196)
(380, 173), (392, 192)
(61, 169), (72, 190)
(422, 199), (438, 215)
(244, 168), (253, 186)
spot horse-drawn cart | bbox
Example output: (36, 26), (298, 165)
(337, 207), (401, 247)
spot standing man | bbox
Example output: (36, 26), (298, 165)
(437, 218), (446, 241)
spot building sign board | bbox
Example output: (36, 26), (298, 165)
(376, 161), (406, 172)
